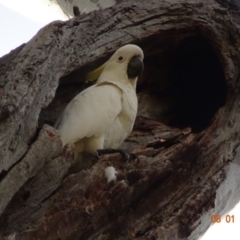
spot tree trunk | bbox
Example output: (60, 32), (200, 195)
(54, 0), (117, 17)
(1, 0), (240, 239)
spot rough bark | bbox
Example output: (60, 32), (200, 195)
(0, 0), (240, 239)
(55, 0), (117, 17)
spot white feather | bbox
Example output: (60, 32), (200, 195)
(105, 166), (118, 183)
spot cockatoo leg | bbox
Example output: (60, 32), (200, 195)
(96, 149), (137, 162)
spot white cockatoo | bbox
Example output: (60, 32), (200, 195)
(54, 44), (144, 170)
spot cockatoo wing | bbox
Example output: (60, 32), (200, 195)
(55, 83), (123, 145)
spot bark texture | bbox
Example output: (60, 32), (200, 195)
(1, 0), (240, 239)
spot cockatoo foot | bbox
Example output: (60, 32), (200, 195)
(96, 149), (137, 162)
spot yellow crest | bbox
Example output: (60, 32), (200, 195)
(85, 63), (106, 82)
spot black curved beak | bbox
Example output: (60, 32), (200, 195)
(127, 56), (144, 79)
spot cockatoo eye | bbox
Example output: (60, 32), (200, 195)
(117, 56), (125, 63)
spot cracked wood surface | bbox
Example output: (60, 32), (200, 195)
(1, 0), (240, 239)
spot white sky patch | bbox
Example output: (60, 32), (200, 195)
(0, 0), (67, 23)
(200, 161), (240, 240)
(0, 4), (44, 57)
(0, 1), (66, 57)
(201, 201), (240, 240)
(105, 166), (117, 183)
